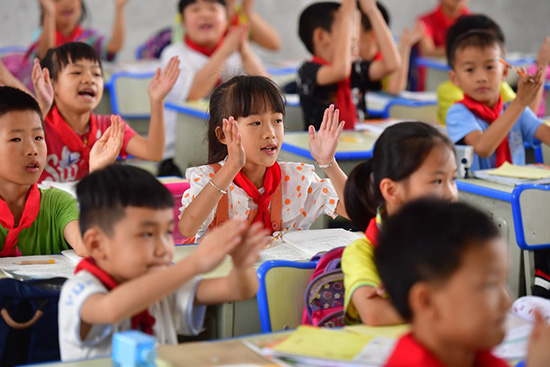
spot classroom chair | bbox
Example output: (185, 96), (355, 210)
(135, 27), (172, 60)
(511, 184), (550, 295)
(256, 260), (318, 333)
(163, 180), (191, 245)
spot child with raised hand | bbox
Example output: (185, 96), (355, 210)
(59, 164), (268, 361)
(179, 75), (348, 241)
(159, 0), (268, 177)
(297, 0), (400, 129)
(32, 42), (180, 182)
(33, 0), (129, 61)
(342, 121), (458, 326)
(376, 199), (550, 367)
(446, 30), (550, 171)
(0, 86), (87, 256)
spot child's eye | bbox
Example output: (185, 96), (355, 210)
(275, 119), (283, 124)
(9, 137), (21, 142)
(465, 68), (473, 73)
(71, 72), (81, 75)
(432, 179), (443, 185)
(141, 232), (154, 238)
(35, 136), (44, 141)
(93, 73), (102, 77)
(251, 121), (261, 126)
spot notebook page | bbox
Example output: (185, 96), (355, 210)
(282, 229), (363, 258)
(484, 162), (550, 179)
(260, 242), (308, 261)
(0, 254), (76, 279)
(61, 249), (83, 264)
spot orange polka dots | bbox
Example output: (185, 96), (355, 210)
(329, 199), (335, 205)
(322, 188), (328, 194)
(209, 173), (214, 178)
(285, 199), (291, 205)
(297, 166), (303, 171)
(298, 193), (302, 198)
(285, 175), (290, 181)
(301, 176), (305, 181)
(300, 163), (305, 166)
(194, 178), (200, 182)
(297, 186), (301, 192)
(308, 188), (312, 193)
(184, 193), (190, 198)
(293, 223), (296, 228)
(230, 186), (234, 191)
(320, 179), (325, 183)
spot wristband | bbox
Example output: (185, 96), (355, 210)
(316, 158), (335, 169)
(208, 180), (227, 195)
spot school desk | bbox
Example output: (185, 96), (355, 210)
(416, 54), (536, 92)
(456, 178), (534, 298)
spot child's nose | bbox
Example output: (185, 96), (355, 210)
(263, 123), (276, 138)
(26, 141), (39, 156)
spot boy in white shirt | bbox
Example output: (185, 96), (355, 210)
(58, 164), (267, 361)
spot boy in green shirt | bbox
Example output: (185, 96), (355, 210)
(0, 86), (86, 256)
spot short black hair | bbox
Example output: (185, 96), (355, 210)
(41, 42), (102, 81)
(448, 29), (504, 68)
(359, 1), (390, 31)
(0, 86), (43, 124)
(77, 164), (174, 236)
(298, 2), (340, 55)
(178, 0), (226, 15)
(207, 75), (286, 163)
(375, 199), (500, 321)
(446, 14), (505, 66)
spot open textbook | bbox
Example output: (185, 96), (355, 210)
(0, 250), (82, 280)
(260, 228), (363, 261)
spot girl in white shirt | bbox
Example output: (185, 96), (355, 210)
(178, 75), (349, 241)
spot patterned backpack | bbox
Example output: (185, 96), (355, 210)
(301, 246), (346, 327)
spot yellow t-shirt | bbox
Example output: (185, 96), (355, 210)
(342, 236), (381, 324)
(437, 81), (517, 125)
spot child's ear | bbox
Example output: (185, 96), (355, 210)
(501, 62), (509, 80)
(82, 227), (108, 260)
(409, 282), (436, 318)
(379, 178), (404, 207)
(215, 126), (227, 146)
(313, 28), (329, 48)
(449, 69), (459, 86)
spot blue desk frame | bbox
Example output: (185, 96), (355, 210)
(511, 184), (550, 250)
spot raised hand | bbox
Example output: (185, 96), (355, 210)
(223, 116), (246, 170)
(193, 217), (249, 274)
(38, 0), (56, 15)
(230, 222), (269, 269)
(148, 56), (180, 102)
(89, 115), (125, 172)
(536, 36), (550, 67)
(115, 0), (130, 8)
(31, 58), (54, 116)
(358, 0), (375, 14)
(220, 25), (247, 56)
(401, 22), (424, 47)
(308, 104), (345, 166)
(516, 66), (544, 107)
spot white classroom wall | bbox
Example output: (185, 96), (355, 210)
(1, 0), (549, 63)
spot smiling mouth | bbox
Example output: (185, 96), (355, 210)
(25, 161), (40, 172)
(78, 89), (96, 98)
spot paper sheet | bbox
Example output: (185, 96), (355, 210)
(260, 243), (307, 261)
(282, 229), (362, 258)
(0, 254), (76, 279)
(484, 162), (550, 179)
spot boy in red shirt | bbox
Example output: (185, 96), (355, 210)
(376, 199), (550, 367)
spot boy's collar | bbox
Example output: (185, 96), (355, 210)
(184, 35), (224, 57)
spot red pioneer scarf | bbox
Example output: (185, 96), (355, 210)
(46, 105), (99, 174)
(459, 94), (511, 167)
(233, 162), (282, 234)
(75, 257), (155, 335)
(0, 184), (41, 257)
(311, 56), (357, 130)
(55, 25), (84, 46)
(184, 35), (224, 57)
